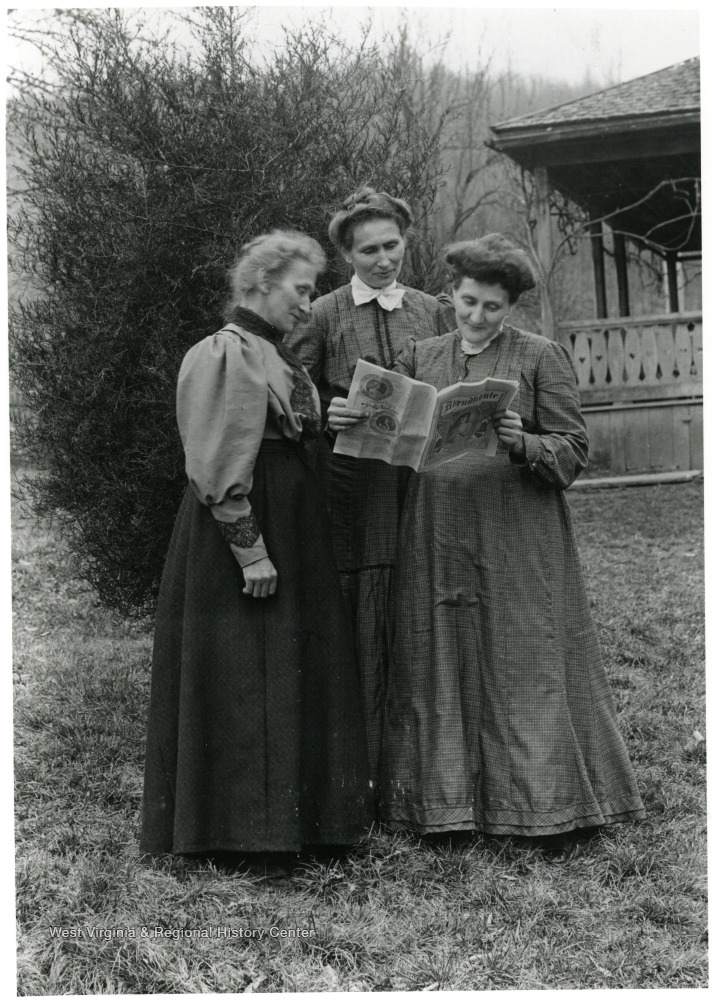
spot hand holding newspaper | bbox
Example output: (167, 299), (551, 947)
(333, 360), (519, 471)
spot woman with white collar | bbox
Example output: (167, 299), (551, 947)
(286, 188), (451, 789)
(375, 235), (645, 853)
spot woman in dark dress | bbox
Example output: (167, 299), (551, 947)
(372, 236), (645, 853)
(141, 230), (373, 857)
(286, 188), (452, 784)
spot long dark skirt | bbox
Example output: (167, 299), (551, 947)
(316, 440), (412, 781)
(140, 440), (374, 855)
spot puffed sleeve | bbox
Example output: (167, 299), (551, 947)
(391, 336), (418, 378)
(513, 340), (588, 490)
(436, 294), (456, 335)
(176, 332), (269, 567)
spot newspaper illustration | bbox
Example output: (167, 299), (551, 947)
(333, 360), (519, 471)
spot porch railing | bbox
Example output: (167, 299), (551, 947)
(557, 312), (702, 404)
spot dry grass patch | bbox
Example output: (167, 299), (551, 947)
(13, 478), (706, 992)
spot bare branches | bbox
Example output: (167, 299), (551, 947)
(7, 9), (453, 619)
(544, 177), (702, 274)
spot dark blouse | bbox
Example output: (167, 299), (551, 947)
(285, 283), (452, 409)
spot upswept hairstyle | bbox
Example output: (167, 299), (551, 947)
(444, 234), (537, 304)
(227, 229), (326, 307)
(328, 187), (414, 250)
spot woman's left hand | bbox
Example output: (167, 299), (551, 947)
(327, 396), (369, 433)
(493, 409), (525, 458)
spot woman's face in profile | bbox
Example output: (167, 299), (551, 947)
(343, 219), (405, 289)
(262, 261), (318, 334)
(453, 277), (510, 346)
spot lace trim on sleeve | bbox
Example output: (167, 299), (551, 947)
(217, 514), (260, 549)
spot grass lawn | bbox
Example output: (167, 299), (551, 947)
(13, 476), (707, 993)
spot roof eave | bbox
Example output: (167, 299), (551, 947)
(489, 110), (700, 152)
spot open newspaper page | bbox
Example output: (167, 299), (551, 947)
(332, 360), (437, 469)
(420, 378), (519, 470)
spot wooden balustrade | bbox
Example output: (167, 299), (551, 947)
(557, 313), (702, 404)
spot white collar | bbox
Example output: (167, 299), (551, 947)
(350, 273), (405, 311)
(460, 327), (503, 356)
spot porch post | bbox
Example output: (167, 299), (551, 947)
(533, 166), (554, 339)
(613, 231), (630, 316)
(666, 252), (680, 313)
(590, 219), (608, 319)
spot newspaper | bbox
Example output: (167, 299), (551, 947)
(333, 360), (519, 471)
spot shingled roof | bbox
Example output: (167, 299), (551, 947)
(493, 56), (699, 132)
(488, 56), (701, 254)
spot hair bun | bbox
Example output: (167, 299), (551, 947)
(328, 187), (414, 249)
(342, 187), (377, 211)
(443, 234), (537, 304)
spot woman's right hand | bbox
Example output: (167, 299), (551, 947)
(327, 396), (369, 432)
(242, 556), (278, 598)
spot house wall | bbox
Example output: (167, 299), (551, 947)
(557, 312), (703, 478)
(584, 399), (703, 477)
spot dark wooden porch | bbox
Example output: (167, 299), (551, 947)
(490, 57), (701, 480)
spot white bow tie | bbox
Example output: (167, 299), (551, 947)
(350, 274), (405, 312)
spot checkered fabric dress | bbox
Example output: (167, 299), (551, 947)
(286, 284), (452, 781)
(380, 328), (646, 835)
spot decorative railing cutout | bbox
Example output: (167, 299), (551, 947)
(558, 313), (702, 403)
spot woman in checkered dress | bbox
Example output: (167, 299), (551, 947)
(356, 235), (645, 850)
(286, 189), (452, 784)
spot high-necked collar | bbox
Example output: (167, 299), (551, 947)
(460, 327), (504, 356)
(230, 305), (285, 345)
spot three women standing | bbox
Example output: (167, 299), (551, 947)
(141, 231), (373, 857)
(141, 213), (644, 860)
(286, 188), (452, 780)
